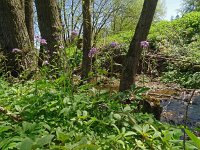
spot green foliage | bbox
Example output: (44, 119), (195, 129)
(111, 0), (143, 32)
(98, 30), (132, 46)
(180, 0), (200, 14)
(161, 70), (200, 88)
(148, 12), (200, 62)
(185, 129), (200, 149)
(110, 0), (166, 32)
(0, 77), (189, 149)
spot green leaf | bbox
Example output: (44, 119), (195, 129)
(142, 124), (150, 133)
(111, 124), (120, 134)
(113, 114), (121, 120)
(127, 114), (136, 125)
(83, 110), (88, 117)
(117, 140), (125, 149)
(74, 144), (99, 150)
(59, 107), (70, 116)
(15, 105), (22, 112)
(133, 124), (142, 134)
(0, 126), (12, 133)
(36, 135), (54, 147)
(124, 131), (136, 137)
(123, 105), (131, 112)
(19, 138), (33, 150)
(63, 96), (70, 104)
(56, 130), (70, 143)
(185, 129), (200, 149)
(42, 123), (51, 131)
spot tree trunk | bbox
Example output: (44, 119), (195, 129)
(119, 0), (158, 91)
(0, 0), (31, 77)
(35, 0), (63, 67)
(25, 0), (34, 44)
(0, 27), (5, 49)
(81, 0), (92, 79)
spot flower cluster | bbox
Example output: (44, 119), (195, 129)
(110, 42), (117, 48)
(140, 41), (149, 49)
(88, 47), (98, 58)
(35, 36), (47, 45)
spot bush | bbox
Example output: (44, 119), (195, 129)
(148, 12), (200, 63)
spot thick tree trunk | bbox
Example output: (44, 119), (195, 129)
(25, 0), (34, 44)
(35, 0), (63, 67)
(0, 0), (31, 77)
(119, 0), (158, 91)
(81, 0), (92, 79)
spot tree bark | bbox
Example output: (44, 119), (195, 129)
(0, 27), (5, 49)
(81, 0), (92, 79)
(119, 0), (158, 91)
(0, 0), (31, 77)
(35, 0), (63, 67)
(25, 0), (34, 44)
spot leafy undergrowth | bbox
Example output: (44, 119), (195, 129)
(161, 70), (200, 89)
(0, 77), (198, 150)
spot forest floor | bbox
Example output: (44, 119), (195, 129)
(88, 74), (200, 128)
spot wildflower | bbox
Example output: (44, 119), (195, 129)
(40, 39), (47, 45)
(59, 45), (64, 49)
(88, 47), (98, 58)
(140, 41), (149, 49)
(43, 60), (49, 65)
(35, 36), (47, 45)
(12, 48), (22, 53)
(110, 42), (117, 48)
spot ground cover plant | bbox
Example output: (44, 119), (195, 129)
(1, 0), (200, 150)
(0, 76), (198, 150)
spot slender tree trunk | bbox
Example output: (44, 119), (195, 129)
(0, 0), (31, 77)
(81, 0), (92, 79)
(35, 0), (63, 67)
(119, 0), (158, 91)
(25, 0), (34, 44)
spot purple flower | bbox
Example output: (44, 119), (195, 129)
(35, 36), (47, 45)
(12, 48), (22, 53)
(88, 47), (98, 58)
(110, 42), (117, 48)
(140, 41), (149, 49)
(40, 39), (47, 45)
